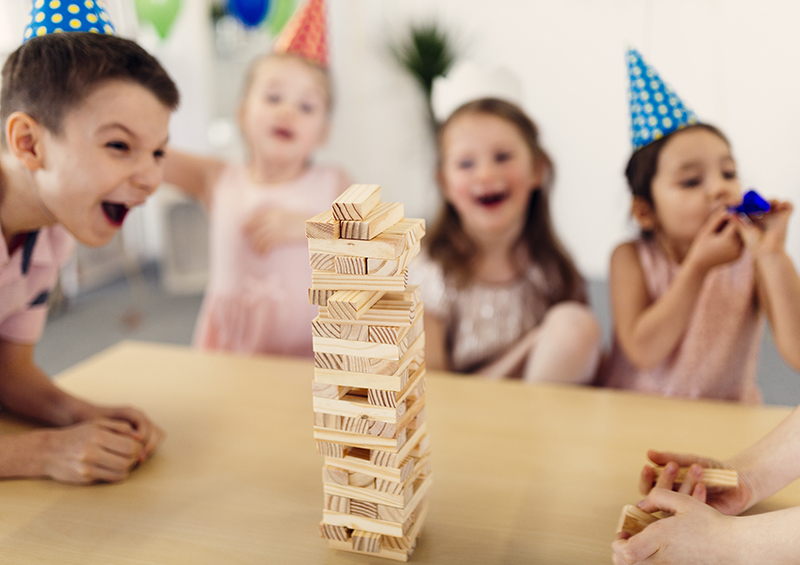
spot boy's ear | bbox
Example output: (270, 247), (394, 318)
(631, 196), (657, 231)
(5, 112), (44, 171)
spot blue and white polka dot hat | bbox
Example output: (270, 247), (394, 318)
(628, 47), (698, 151)
(23, 0), (116, 42)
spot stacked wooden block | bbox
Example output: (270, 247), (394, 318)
(306, 184), (431, 561)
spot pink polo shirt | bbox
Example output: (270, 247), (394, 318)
(0, 224), (75, 344)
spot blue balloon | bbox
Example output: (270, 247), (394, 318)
(228, 0), (271, 28)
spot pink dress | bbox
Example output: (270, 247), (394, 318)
(193, 163), (342, 357)
(598, 238), (764, 403)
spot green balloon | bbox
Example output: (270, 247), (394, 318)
(135, 0), (182, 40)
(266, 0), (295, 36)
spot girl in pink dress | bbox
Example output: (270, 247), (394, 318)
(415, 98), (602, 383)
(164, 52), (348, 357)
(599, 49), (800, 402)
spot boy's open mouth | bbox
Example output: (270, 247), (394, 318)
(476, 191), (510, 207)
(102, 202), (130, 227)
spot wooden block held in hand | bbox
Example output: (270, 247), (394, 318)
(651, 466), (739, 489)
(617, 505), (660, 535)
(332, 184), (381, 221)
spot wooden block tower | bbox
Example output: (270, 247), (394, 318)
(306, 184), (431, 561)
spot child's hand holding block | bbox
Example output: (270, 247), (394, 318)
(650, 465), (738, 489)
(617, 505), (660, 536)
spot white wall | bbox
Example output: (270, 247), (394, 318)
(2, 0), (800, 280)
(319, 0), (800, 279)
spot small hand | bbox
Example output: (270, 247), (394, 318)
(242, 206), (305, 254)
(93, 405), (165, 462)
(684, 208), (744, 274)
(612, 488), (735, 564)
(40, 419), (144, 484)
(733, 200), (793, 256)
(640, 450), (754, 516)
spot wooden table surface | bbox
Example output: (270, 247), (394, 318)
(0, 341), (797, 564)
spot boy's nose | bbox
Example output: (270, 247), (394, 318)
(133, 159), (162, 195)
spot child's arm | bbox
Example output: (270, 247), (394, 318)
(0, 339), (162, 482)
(423, 314), (450, 372)
(475, 328), (539, 379)
(243, 169), (353, 254)
(162, 149), (226, 208)
(735, 202), (800, 371)
(611, 209), (742, 369)
(612, 489), (800, 565)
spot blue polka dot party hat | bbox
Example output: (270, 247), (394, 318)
(23, 0), (116, 43)
(628, 47), (698, 151)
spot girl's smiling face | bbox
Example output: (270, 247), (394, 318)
(640, 127), (742, 249)
(440, 112), (542, 238)
(239, 56), (329, 166)
(35, 79), (171, 247)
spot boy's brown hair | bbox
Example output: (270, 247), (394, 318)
(1, 32), (179, 147)
(429, 97), (587, 306)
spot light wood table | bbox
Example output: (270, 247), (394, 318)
(1, 341), (798, 564)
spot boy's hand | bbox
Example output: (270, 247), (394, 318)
(640, 450), (754, 516)
(733, 200), (792, 256)
(685, 209), (743, 274)
(242, 206), (306, 253)
(612, 489), (736, 564)
(92, 405), (164, 462)
(40, 419), (144, 484)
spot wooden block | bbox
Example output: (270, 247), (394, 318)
(370, 425), (428, 469)
(324, 450), (414, 483)
(350, 499), (378, 519)
(317, 441), (345, 458)
(319, 523), (350, 542)
(326, 290), (384, 321)
(306, 209), (339, 239)
(367, 241), (421, 276)
(313, 393), (404, 424)
(312, 317), (340, 339)
(320, 302), (420, 328)
(308, 219), (424, 261)
(309, 288), (335, 307)
(312, 270), (408, 292)
(313, 336), (404, 361)
(351, 530), (382, 554)
(332, 184), (381, 221)
(340, 323), (369, 341)
(315, 334), (425, 375)
(309, 251), (336, 271)
(377, 504), (404, 523)
(325, 494), (350, 514)
(651, 466), (738, 489)
(617, 505), (660, 536)
(322, 466), (349, 486)
(315, 412), (370, 435)
(335, 255), (368, 275)
(349, 472), (375, 488)
(368, 365), (426, 408)
(315, 365), (409, 392)
(341, 202), (404, 240)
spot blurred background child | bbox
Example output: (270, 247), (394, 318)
(598, 48), (800, 402)
(0, 4), (178, 483)
(412, 65), (602, 382)
(163, 0), (349, 357)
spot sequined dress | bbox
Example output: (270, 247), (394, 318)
(410, 250), (569, 373)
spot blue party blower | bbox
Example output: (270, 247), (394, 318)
(731, 190), (770, 216)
